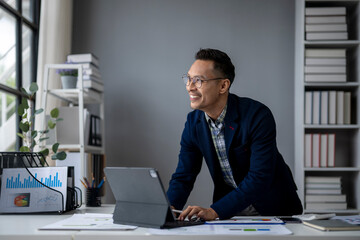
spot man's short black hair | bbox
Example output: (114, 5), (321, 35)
(195, 48), (235, 85)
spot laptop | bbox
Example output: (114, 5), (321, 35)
(104, 167), (205, 229)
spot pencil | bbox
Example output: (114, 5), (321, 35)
(80, 179), (88, 189)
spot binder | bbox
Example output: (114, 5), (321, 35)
(0, 152), (81, 213)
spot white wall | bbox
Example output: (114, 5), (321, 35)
(72, 0), (295, 206)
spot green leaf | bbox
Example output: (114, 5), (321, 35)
(17, 133), (25, 139)
(55, 118), (63, 122)
(38, 129), (49, 134)
(29, 82), (38, 94)
(40, 148), (49, 156)
(39, 137), (49, 142)
(52, 143), (59, 153)
(21, 87), (28, 96)
(21, 97), (29, 109)
(19, 122), (30, 132)
(55, 151), (67, 160)
(20, 146), (30, 152)
(51, 154), (58, 160)
(23, 112), (28, 119)
(30, 140), (36, 149)
(35, 108), (44, 115)
(48, 120), (56, 129)
(50, 108), (59, 118)
(18, 104), (24, 115)
(31, 130), (37, 138)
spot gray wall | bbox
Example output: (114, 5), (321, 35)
(72, 0), (295, 206)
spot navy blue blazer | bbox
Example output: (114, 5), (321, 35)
(167, 93), (302, 219)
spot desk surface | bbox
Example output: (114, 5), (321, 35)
(0, 205), (359, 240)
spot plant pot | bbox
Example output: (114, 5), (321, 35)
(61, 76), (78, 89)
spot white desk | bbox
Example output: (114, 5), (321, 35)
(0, 205), (359, 240)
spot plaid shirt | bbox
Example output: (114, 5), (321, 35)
(205, 105), (237, 188)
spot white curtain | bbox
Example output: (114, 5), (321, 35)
(35, 0), (73, 152)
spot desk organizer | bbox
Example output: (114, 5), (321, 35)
(0, 152), (81, 213)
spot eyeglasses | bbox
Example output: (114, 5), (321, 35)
(182, 74), (224, 88)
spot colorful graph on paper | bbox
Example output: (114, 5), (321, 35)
(0, 167), (68, 213)
(5, 172), (64, 188)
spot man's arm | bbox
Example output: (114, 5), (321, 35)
(167, 115), (203, 210)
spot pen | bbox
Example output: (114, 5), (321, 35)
(80, 179), (88, 189)
(83, 177), (90, 188)
(97, 177), (105, 189)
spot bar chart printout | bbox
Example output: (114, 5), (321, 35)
(0, 167), (68, 213)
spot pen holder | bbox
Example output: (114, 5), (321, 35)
(86, 188), (101, 207)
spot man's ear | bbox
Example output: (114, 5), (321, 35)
(219, 79), (231, 94)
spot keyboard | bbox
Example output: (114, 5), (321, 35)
(162, 219), (205, 229)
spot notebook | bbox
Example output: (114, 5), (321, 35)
(303, 219), (360, 231)
(104, 167), (205, 229)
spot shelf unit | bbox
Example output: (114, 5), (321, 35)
(40, 64), (105, 198)
(294, 0), (360, 213)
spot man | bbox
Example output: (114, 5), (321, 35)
(167, 48), (302, 221)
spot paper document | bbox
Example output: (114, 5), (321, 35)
(148, 224), (292, 235)
(0, 167), (67, 213)
(206, 216), (284, 225)
(331, 215), (360, 225)
(39, 213), (137, 230)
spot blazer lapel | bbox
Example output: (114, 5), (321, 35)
(224, 94), (239, 157)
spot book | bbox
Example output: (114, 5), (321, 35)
(320, 91), (328, 125)
(312, 134), (321, 167)
(305, 16), (346, 24)
(306, 32), (348, 40)
(83, 68), (101, 79)
(306, 202), (347, 210)
(305, 176), (341, 184)
(77, 79), (104, 92)
(328, 134), (335, 167)
(328, 91), (337, 124)
(305, 183), (341, 189)
(303, 219), (360, 231)
(305, 7), (346, 16)
(305, 24), (347, 32)
(305, 57), (346, 66)
(305, 74), (346, 82)
(344, 92), (351, 124)
(336, 91), (344, 124)
(305, 49), (346, 58)
(304, 134), (312, 167)
(306, 189), (342, 195)
(320, 134), (328, 167)
(305, 194), (346, 202)
(67, 53), (99, 67)
(312, 91), (320, 124)
(305, 91), (313, 124)
(304, 66), (346, 74)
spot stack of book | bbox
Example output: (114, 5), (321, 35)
(305, 176), (347, 210)
(305, 91), (351, 125)
(305, 7), (348, 41)
(304, 48), (347, 83)
(304, 133), (335, 168)
(67, 53), (104, 92)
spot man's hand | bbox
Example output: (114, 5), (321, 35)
(178, 205), (219, 221)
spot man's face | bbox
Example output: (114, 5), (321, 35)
(186, 60), (224, 113)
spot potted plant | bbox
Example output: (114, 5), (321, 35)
(56, 66), (78, 89)
(17, 82), (67, 164)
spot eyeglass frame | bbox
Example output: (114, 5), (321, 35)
(182, 74), (225, 88)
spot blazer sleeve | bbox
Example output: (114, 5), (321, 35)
(210, 106), (278, 219)
(167, 114), (203, 210)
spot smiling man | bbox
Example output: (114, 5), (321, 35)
(167, 48), (302, 221)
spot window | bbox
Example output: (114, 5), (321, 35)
(0, 0), (40, 151)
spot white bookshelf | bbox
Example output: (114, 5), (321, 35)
(295, 0), (360, 213)
(40, 63), (105, 199)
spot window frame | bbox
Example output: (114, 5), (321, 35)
(0, 0), (41, 150)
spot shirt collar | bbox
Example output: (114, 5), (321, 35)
(204, 104), (227, 128)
